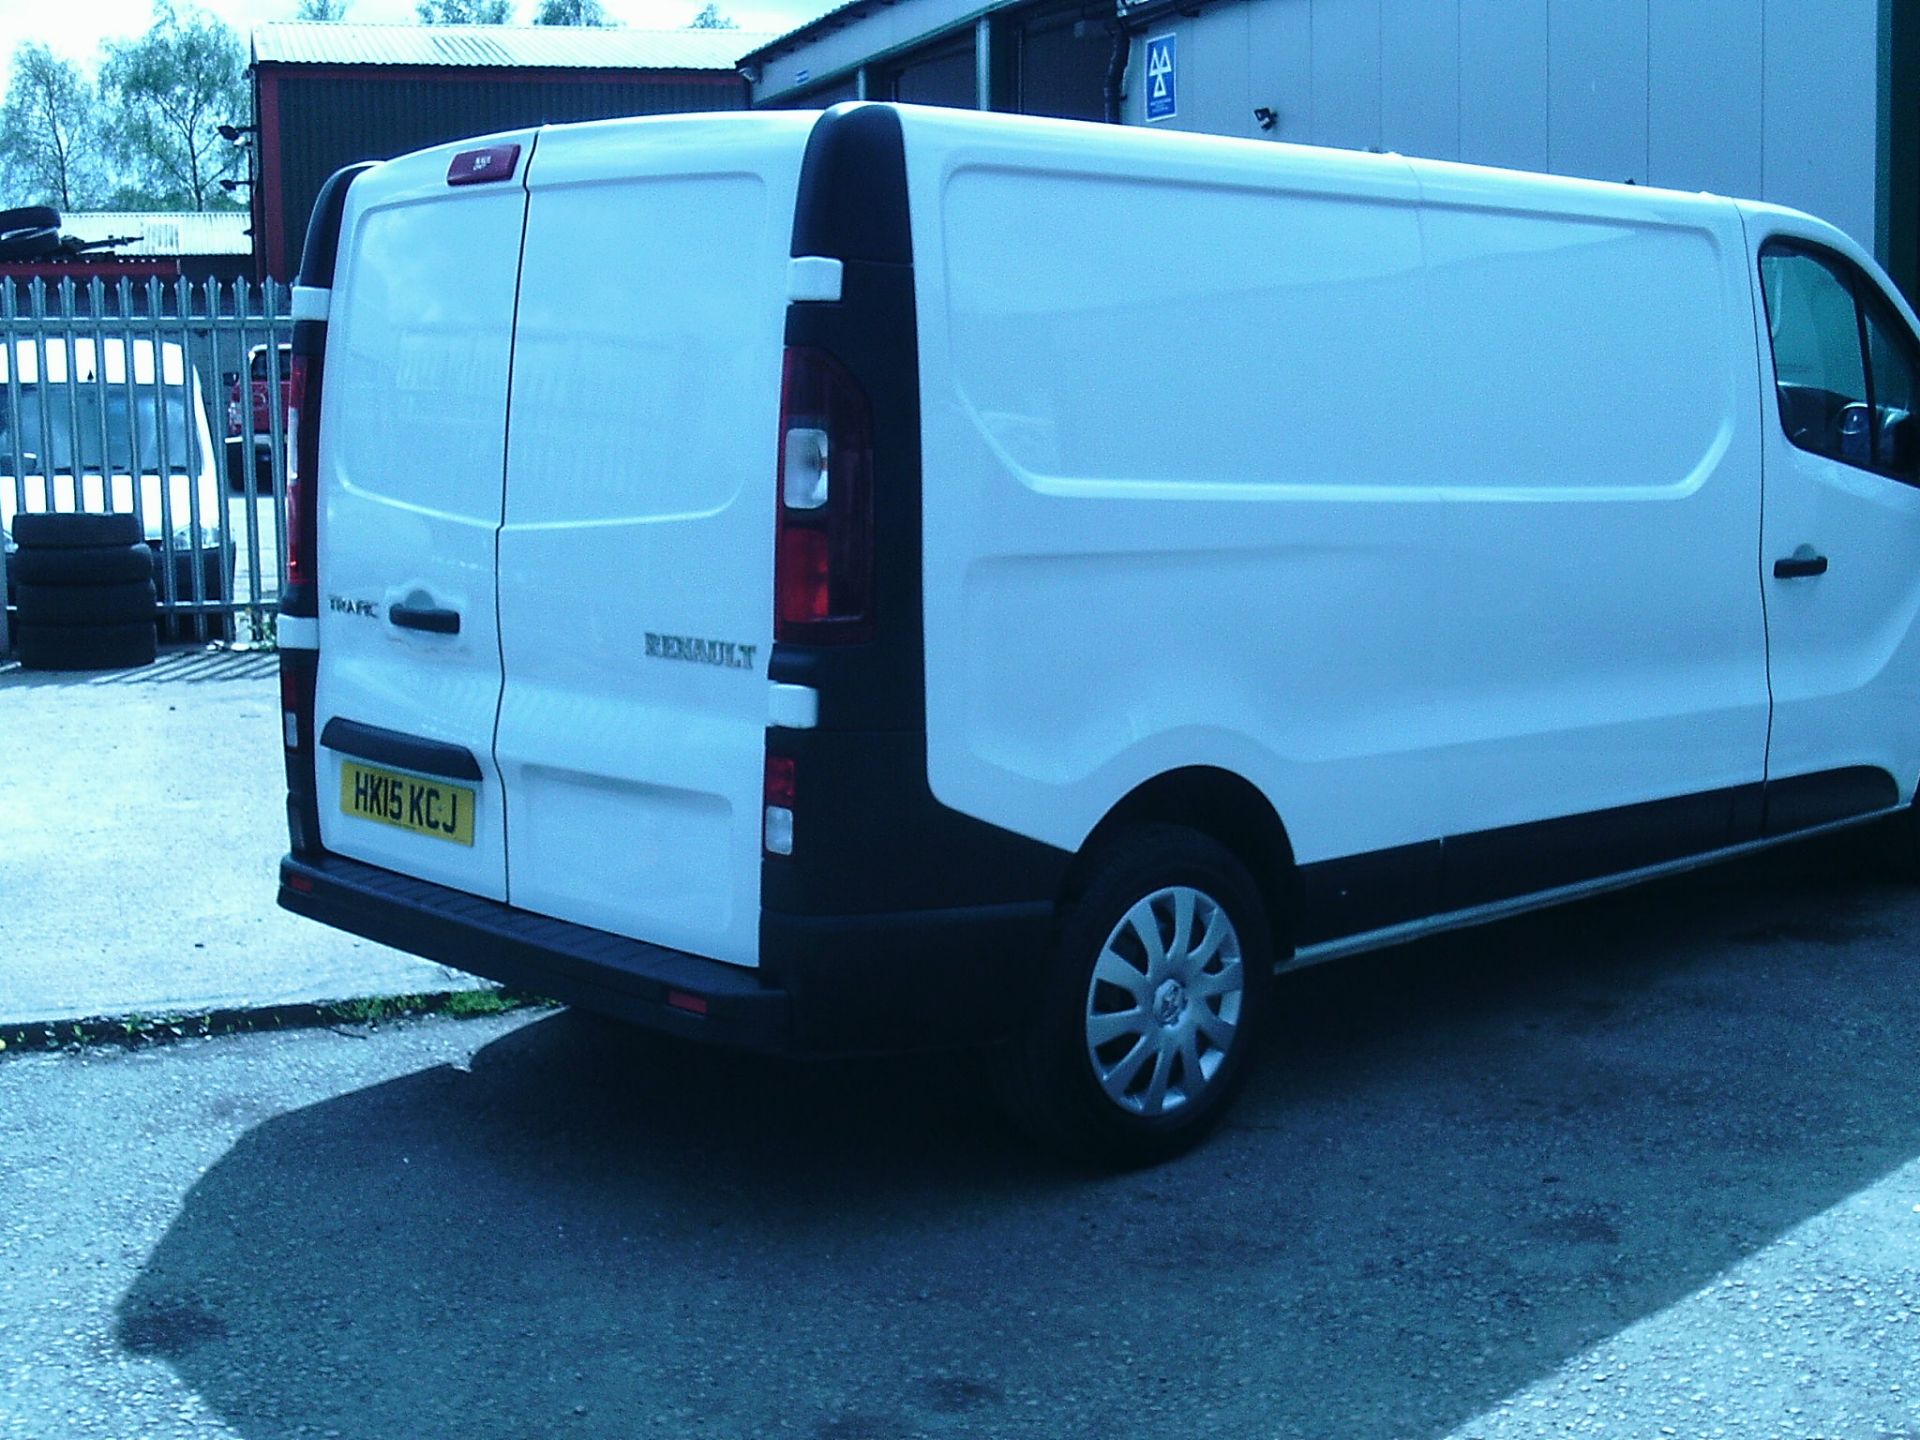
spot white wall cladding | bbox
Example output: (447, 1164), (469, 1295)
(1460, 0), (1548, 173)
(1139, 0), (1881, 246)
(1381, 0), (1458, 163)
(1763, 0), (1880, 243)
(1547, 0), (1649, 184)
(1650, 0), (1763, 202)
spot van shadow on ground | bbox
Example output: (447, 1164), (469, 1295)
(116, 832), (1920, 1439)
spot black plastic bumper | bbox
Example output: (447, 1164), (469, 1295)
(278, 852), (1052, 1056)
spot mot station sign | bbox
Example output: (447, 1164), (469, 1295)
(1145, 34), (1176, 121)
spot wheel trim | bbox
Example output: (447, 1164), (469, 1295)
(1084, 885), (1245, 1117)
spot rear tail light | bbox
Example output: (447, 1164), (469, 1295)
(665, 990), (710, 1016)
(775, 347), (873, 642)
(279, 650), (322, 855)
(279, 665), (303, 751)
(286, 353), (321, 586)
(764, 753), (796, 856)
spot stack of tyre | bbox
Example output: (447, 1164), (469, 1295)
(0, 205), (64, 261)
(10, 513), (158, 670)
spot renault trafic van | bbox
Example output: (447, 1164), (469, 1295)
(275, 104), (1920, 1165)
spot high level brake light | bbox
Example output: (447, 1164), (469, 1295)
(775, 346), (874, 643)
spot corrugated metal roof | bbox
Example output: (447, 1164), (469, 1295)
(59, 213), (252, 257)
(738, 0), (874, 59)
(252, 22), (774, 72)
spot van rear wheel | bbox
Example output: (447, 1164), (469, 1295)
(991, 824), (1272, 1168)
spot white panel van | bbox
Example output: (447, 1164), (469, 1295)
(0, 338), (226, 600)
(275, 105), (1920, 1165)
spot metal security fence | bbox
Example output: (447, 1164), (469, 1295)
(0, 275), (293, 651)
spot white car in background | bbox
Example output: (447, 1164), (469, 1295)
(0, 337), (229, 611)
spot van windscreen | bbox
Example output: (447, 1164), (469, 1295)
(0, 386), (195, 475)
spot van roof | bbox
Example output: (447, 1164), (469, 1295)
(0, 339), (189, 387)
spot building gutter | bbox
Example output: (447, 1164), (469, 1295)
(1102, 22), (1130, 123)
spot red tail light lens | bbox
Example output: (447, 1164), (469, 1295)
(764, 753), (796, 807)
(777, 526), (830, 624)
(279, 665), (304, 751)
(775, 346), (873, 643)
(286, 354), (321, 587)
(764, 752), (796, 857)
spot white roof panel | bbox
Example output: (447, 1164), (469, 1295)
(252, 21), (773, 72)
(58, 213), (252, 258)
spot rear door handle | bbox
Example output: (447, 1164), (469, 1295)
(389, 602), (461, 634)
(1773, 548), (1829, 580)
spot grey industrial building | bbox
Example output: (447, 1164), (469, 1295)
(742, 0), (1919, 303)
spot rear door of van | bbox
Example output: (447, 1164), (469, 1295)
(493, 114), (815, 967)
(312, 131), (536, 901)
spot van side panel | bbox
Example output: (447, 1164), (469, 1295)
(494, 115), (814, 968)
(907, 114), (1770, 911)
(313, 136), (536, 901)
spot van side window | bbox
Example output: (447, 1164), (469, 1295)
(1760, 246), (1872, 466)
(1760, 241), (1920, 483)
(1865, 297), (1920, 479)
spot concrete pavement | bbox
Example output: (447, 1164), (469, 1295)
(0, 645), (489, 1028)
(5, 844), (1920, 1436)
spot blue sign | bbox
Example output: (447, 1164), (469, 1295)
(1145, 34), (1176, 122)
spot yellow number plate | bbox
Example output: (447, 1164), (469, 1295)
(340, 761), (476, 846)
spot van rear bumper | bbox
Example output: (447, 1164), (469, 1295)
(277, 853), (1051, 1056)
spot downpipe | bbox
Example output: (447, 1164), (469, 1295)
(1103, 23), (1130, 124)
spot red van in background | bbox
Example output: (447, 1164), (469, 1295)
(225, 342), (290, 490)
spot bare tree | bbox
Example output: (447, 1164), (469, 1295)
(0, 43), (105, 211)
(295, 0), (352, 19)
(101, 6), (249, 210)
(688, 4), (738, 28)
(534, 0), (613, 24)
(416, 0), (512, 22)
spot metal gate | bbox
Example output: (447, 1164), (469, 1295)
(0, 275), (294, 652)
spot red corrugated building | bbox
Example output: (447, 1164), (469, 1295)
(248, 22), (771, 279)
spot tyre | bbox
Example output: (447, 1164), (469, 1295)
(0, 226), (61, 261)
(13, 543), (155, 586)
(991, 824), (1273, 1168)
(11, 511), (144, 549)
(0, 206), (60, 232)
(16, 580), (157, 627)
(154, 542), (233, 642)
(16, 620), (157, 671)
(225, 439), (278, 493)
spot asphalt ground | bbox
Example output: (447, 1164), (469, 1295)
(3, 829), (1918, 1439)
(0, 646), (488, 1027)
